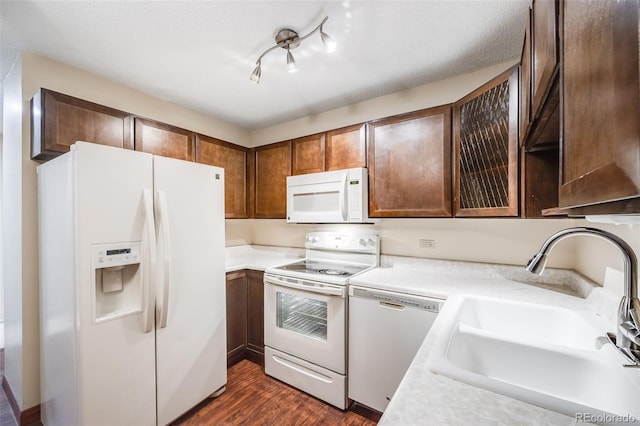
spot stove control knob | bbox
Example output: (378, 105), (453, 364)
(367, 238), (376, 246)
(359, 238), (366, 246)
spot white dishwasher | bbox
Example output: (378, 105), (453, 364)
(348, 285), (443, 413)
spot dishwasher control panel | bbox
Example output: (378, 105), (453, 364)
(350, 287), (442, 313)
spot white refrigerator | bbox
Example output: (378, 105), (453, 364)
(37, 142), (227, 426)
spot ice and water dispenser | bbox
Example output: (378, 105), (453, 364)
(91, 242), (143, 322)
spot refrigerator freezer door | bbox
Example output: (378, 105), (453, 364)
(153, 156), (227, 425)
(39, 142), (157, 426)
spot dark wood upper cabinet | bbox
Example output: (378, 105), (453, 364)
(521, 0), (561, 151)
(521, 149), (559, 218)
(326, 124), (366, 171)
(531, 0), (559, 118)
(291, 133), (326, 175)
(291, 124), (366, 176)
(560, 0), (640, 210)
(134, 118), (194, 161)
(454, 67), (519, 217)
(254, 141), (292, 218)
(31, 88), (133, 161)
(196, 135), (248, 218)
(368, 106), (452, 217)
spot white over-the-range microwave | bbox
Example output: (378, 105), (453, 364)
(286, 167), (372, 224)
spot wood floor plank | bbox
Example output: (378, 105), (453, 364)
(173, 360), (378, 426)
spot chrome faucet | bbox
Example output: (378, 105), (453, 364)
(526, 227), (640, 366)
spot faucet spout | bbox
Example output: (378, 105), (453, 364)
(526, 227), (640, 366)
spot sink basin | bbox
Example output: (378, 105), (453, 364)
(452, 295), (610, 350)
(427, 295), (640, 423)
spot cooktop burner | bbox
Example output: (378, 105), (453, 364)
(317, 269), (349, 276)
(274, 260), (370, 278)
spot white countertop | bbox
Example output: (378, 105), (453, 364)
(225, 244), (304, 272)
(351, 256), (620, 426)
(226, 246), (621, 425)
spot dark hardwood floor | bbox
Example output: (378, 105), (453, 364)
(0, 355), (378, 426)
(1, 349), (19, 426)
(174, 360), (379, 426)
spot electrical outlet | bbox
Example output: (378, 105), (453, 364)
(419, 239), (435, 249)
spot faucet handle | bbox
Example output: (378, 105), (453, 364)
(597, 332), (640, 366)
(620, 321), (640, 346)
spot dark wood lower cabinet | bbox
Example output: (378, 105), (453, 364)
(246, 270), (265, 365)
(226, 271), (247, 367)
(226, 270), (264, 368)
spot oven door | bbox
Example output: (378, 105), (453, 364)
(264, 273), (346, 374)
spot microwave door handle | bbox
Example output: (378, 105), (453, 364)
(340, 172), (348, 221)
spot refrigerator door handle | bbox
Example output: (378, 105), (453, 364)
(142, 188), (157, 333)
(155, 190), (172, 329)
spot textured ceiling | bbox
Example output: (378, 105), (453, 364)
(1, 0), (528, 130)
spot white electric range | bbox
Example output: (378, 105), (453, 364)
(263, 232), (379, 409)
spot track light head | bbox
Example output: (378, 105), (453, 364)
(286, 49), (297, 73)
(250, 62), (261, 83)
(320, 26), (336, 53)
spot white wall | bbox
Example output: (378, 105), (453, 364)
(250, 219), (576, 269)
(23, 53), (252, 147)
(573, 220), (640, 293)
(0, 122), (4, 335)
(251, 59), (519, 146)
(2, 54), (25, 407)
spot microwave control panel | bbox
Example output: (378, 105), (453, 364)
(347, 168), (366, 221)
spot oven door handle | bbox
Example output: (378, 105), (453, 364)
(264, 275), (346, 298)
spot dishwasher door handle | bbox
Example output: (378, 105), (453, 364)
(379, 301), (405, 311)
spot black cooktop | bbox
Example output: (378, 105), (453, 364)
(274, 260), (370, 277)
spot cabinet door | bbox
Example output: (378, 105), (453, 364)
(31, 88), (133, 161)
(134, 118), (194, 161)
(291, 133), (325, 175)
(254, 141), (292, 218)
(368, 106), (452, 217)
(246, 270), (265, 366)
(560, 0), (640, 209)
(196, 135), (248, 218)
(531, 0), (559, 118)
(226, 271), (248, 368)
(519, 8), (533, 146)
(326, 124), (366, 171)
(454, 67), (519, 217)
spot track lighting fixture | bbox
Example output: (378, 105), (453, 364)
(250, 16), (335, 84)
